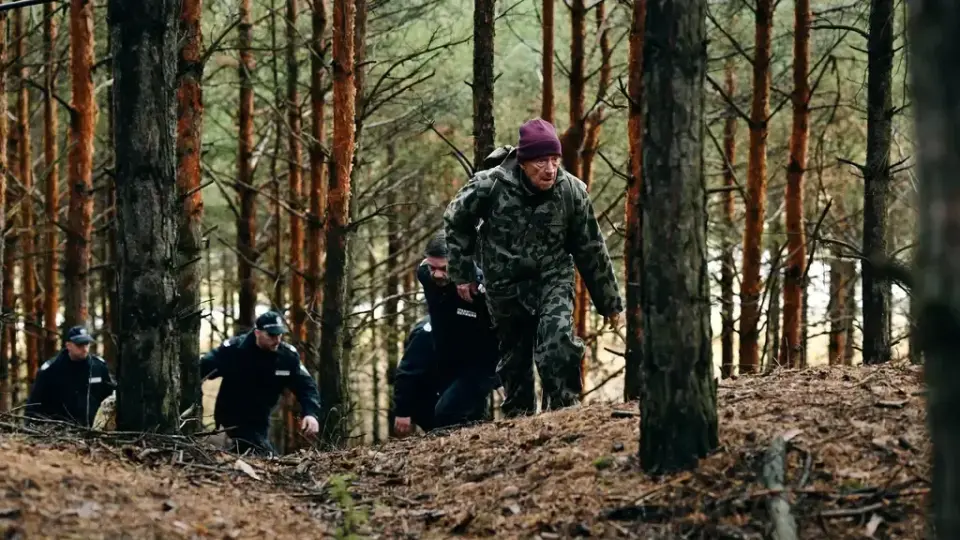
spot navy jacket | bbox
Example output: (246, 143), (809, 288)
(25, 351), (116, 427)
(416, 261), (499, 380)
(392, 317), (439, 418)
(200, 332), (321, 439)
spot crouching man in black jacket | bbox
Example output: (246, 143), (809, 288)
(393, 316), (497, 434)
(201, 311), (321, 455)
(392, 233), (500, 436)
(25, 326), (116, 427)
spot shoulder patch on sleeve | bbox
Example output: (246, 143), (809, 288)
(423, 321), (432, 332)
(281, 342), (296, 352)
(222, 339), (233, 348)
(299, 363), (310, 376)
(40, 359), (54, 371)
(92, 355), (107, 365)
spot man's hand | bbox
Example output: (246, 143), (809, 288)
(300, 415), (319, 435)
(456, 282), (479, 303)
(394, 416), (413, 436)
(604, 311), (622, 330)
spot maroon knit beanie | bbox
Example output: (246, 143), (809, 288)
(517, 118), (562, 162)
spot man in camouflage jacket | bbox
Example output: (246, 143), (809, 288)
(442, 118), (623, 416)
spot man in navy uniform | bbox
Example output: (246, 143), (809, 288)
(25, 326), (116, 427)
(201, 311), (321, 455)
(392, 234), (500, 435)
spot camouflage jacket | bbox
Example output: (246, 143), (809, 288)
(442, 147), (623, 316)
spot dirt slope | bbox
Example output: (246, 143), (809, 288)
(0, 363), (929, 539)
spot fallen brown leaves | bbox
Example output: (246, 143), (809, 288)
(0, 363), (930, 539)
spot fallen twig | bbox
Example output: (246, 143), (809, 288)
(819, 502), (885, 518)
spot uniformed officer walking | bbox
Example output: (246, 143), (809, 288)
(24, 326), (116, 427)
(392, 234), (499, 436)
(201, 311), (321, 455)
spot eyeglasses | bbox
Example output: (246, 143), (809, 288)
(529, 156), (560, 168)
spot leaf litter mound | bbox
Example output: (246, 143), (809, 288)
(0, 363), (929, 539)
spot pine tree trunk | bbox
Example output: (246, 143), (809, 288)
(176, 0), (204, 432)
(862, 0), (894, 365)
(622, 0), (645, 401)
(287, 0), (305, 346)
(639, 0), (718, 474)
(738, 0), (773, 374)
(307, 0), (327, 381)
(14, 8), (37, 384)
(384, 142), (399, 435)
(828, 257), (853, 365)
(318, 0), (356, 448)
(780, 0), (810, 369)
(719, 43), (737, 379)
(43, 2), (59, 361)
(236, 0), (257, 331)
(65, 0), (95, 329)
(540, 0), (554, 123)
(909, 3), (960, 535)
(472, 0), (496, 170)
(110, 0), (181, 433)
(0, 0), (6, 411)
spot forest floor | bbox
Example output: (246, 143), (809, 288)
(0, 362), (929, 539)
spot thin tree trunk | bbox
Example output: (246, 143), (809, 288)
(780, 0), (810, 369)
(540, 0), (554, 123)
(828, 257), (853, 365)
(65, 0), (95, 329)
(622, 0), (644, 401)
(561, 0), (585, 177)
(764, 203), (782, 369)
(269, 3), (292, 455)
(579, 1), (610, 188)
(43, 1), (59, 361)
(14, 8), (37, 383)
(575, 1), (612, 374)
(719, 43), (737, 379)
(843, 264), (857, 365)
(287, 0), (305, 346)
(236, 0), (257, 332)
(472, 0), (496, 169)
(0, 0), (7, 410)
(269, 1), (284, 313)
(110, 0), (181, 433)
(369, 246), (379, 443)
(738, 0), (773, 375)
(176, 0), (204, 431)
(862, 0), (893, 365)
(306, 0), (327, 380)
(640, 0), (717, 473)
(384, 142), (399, 435)
(318, 0), (355, 448)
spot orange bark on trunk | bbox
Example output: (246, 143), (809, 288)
(317, 0), (356, 447)
(177, 0), (205, 431)
(287, 0), (305, 345)
(65, 0), (96, 329)
(738, 0), (773, 374)
(577, 0), (612, 391)
(306, 0), (327, 374)
(779, 0), (811, 369)
(43, 2), (59, 360)
(623, 0), (645, 401)
(14, 9), (37, 382)
(236, 0), (257, 331)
